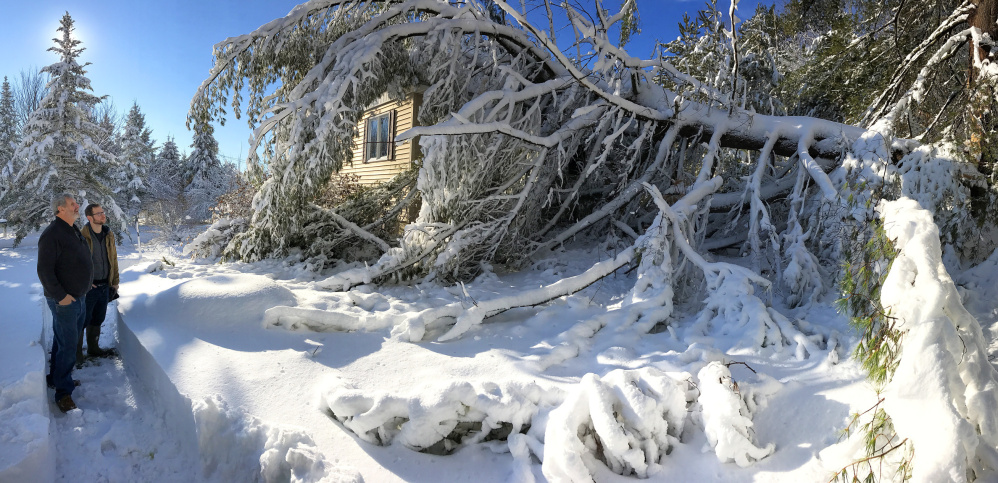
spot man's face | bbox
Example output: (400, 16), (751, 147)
(58, 197), (79, 221)
(87, 207), (106, 226)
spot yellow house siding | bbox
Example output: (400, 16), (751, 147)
(342, 93), (421, 186)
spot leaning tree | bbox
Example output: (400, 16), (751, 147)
(191, 0), (998, 479)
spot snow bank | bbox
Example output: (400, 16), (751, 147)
(0, 370), (53, 483)
(0, 301), (53, 483)
(878, 198), (998, 481)
(128, 273), (297, 329)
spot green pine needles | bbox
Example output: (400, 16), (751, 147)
(834, 199), (912, 482)
(837, 218), (902, 385)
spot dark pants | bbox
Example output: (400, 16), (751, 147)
(47, 295), (86, 401)
(84, 284), (109, 329)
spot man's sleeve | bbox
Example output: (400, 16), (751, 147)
(109, 233), (119, 287)
(36, 234), (67, 301)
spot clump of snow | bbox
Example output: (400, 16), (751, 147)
(194, 395), (341, 483)
(541, 367), (691, 481)
(696, 361), (775, 467)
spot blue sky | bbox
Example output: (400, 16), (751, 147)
(0, 0), (771, 169)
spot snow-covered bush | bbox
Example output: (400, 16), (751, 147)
(184, 218), (249, 260)
(317, 379), (560, 455)
(542, 367), (691, 480)
(696, 362), (774, 467)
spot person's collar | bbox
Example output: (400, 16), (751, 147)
(55, 214), (74, 226)
(89, 222), (103, 234)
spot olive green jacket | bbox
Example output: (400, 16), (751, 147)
(81, 224), (119, 287)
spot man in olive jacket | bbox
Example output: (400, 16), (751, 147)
(80, 203), (119, 359)
(38, 193), (93, 412)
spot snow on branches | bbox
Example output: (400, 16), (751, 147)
(317, 364), (777, 481)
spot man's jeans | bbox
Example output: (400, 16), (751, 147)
(85, 284), (109, 329)
(47, 295), (86, 401)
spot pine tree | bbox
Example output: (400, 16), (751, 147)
(147, 135), (184, 204)
(0, 77), (17, 195)
(116, 102), (153, 220)
(184, 114), (228, 223)
(0, 12), (121, 242)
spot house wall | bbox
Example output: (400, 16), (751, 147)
(341, 92), (422, 186)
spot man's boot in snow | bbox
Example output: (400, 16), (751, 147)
(86, 326), (111, 358)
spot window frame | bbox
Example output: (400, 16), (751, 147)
(363, 110), (395, 162)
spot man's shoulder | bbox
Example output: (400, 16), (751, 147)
(39, 219), (59, 237)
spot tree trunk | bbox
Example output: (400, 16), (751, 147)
(968, 0), (998, 219)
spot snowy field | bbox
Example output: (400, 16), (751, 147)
(2, 211), (997, 482)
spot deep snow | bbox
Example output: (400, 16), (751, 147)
(1, 214), (996, 481)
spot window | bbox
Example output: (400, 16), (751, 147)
(365, 111), (394, 161)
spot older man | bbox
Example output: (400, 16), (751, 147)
(37, 193), (93, 413)
(80, 203), (119, 358)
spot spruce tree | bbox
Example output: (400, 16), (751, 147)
(184, 114), (228, 223)
(0, 12), (121, 243)
(116, 102), (153, 220)
(0, 77), (17, 194)
(147, 135), (184, 204)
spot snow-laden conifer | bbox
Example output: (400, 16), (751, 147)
(0, 12), (122, 242)
(116, 102), (153, 221)
(0, 77), (17, 194)
(184, 113), (235, 223)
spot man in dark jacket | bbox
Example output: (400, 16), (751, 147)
(80, 203), (119, 358)
(37, 193), (93, 413)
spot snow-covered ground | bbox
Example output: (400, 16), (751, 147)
(1, 215), (996, 482)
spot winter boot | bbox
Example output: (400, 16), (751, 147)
(86, 326), (111, 358)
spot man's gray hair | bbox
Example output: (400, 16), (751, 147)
(51, 193), (75, 215)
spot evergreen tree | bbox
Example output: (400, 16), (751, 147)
(116, 102), (153, 220)
(184, 114), (229, 222)
(147, 135), (184, 204)
(0, 12), (121, 242)
(0, 77), (17, 194)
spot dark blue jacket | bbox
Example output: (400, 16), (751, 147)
(37, 217), (93, 301)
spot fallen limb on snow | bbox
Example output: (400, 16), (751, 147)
(392, 177), (724, 342)
(696, 362), (775, 467)
(393, 245), (637, 342)
(263, 306), (395, 332)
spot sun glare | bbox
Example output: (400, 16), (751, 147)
(44, 9), (95, 55)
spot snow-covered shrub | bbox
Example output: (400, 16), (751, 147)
(542, 367), (691, 481)
(696, 362), (774, 467)
(317, 379), (560, 455)
(686, 266), (823, 357)
(184, 218), (249, 260)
